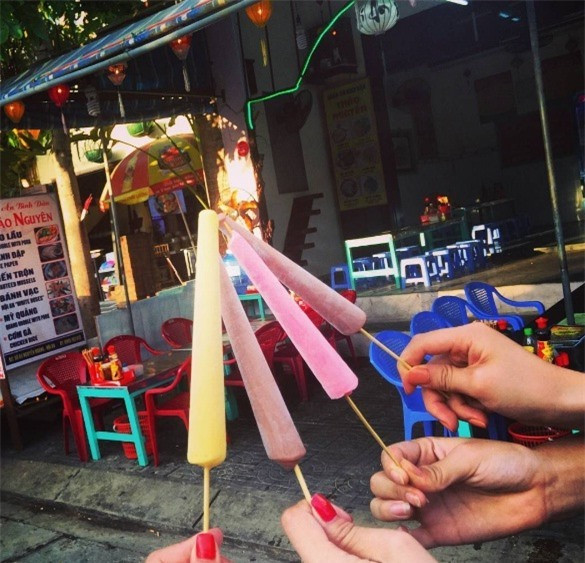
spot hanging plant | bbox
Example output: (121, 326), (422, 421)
(127, 121), (155, 137)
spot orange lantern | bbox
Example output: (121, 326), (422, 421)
(107, 63), (127, 118)
(4, 101), (25, 124)
(48, 84), (71, 135)
(169, 34), (193, 92)
(246, 0), (272, 27)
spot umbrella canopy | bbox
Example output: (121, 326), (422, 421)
(102, 134), (205, 206)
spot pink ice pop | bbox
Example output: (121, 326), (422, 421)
(228, 232), (358, 399)
(219, 260), (306, 469)
(220, 215), (366, 336)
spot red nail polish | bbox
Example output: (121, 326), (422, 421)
(196, 533), (216, 560)
(311, 493), (337, 522)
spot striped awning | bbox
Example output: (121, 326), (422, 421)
(0, 0), (253, 129)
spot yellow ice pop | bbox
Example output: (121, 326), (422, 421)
(188, 210), (226, 469)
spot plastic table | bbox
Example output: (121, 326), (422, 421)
(77, 350), (190, 466)
(238, 293), (266, 320)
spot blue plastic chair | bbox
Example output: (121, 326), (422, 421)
(464, 282), (545, 330)
(430, 295), (519, 328)
(410, 311), (452, 335)
(369, 331), (461, 440)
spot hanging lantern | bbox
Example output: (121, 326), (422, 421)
(169, 34), (193, 92)
(246, 0), (272, 28)
(107, 63), (127, 119)
(48, 84), (71, 135)
(355, 0), (399, 36)
(236, 140), (250, 157)
(3, 101), (25, 124)
(295, 15), (308, 51)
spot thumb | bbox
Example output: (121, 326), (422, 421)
(311, 494), (435, 562)
(404, 363), (476, 396)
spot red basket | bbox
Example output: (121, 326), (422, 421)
(508, 422), (571, 448)
(113, 412), (153, 459)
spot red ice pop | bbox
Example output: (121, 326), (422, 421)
(228, 231), (358, 399)
(220, 215), (366, 336)
(219, 260), (306, 469)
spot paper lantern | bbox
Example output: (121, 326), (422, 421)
(48, 84), (71, 135)
(107, 63), (127, 118)
(246, 0), (272, 28)
(170, 34), (193, 92)
(355, 0), (399, 36)
(236, 140), (250, 157)
(4, 101), (25, 124)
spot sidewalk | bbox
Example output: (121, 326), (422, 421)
(2, 360), (584, 561)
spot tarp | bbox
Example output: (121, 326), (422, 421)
(0, 0), (254, 129)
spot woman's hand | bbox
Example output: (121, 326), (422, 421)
(370, 436), (584, 548)
(146, 529), (230, 563)
(282, 493), (435, 562)
(398, 323), (584, 430)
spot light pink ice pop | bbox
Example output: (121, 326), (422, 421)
(220, 215), (366, 336)
(219, 260), (306, 469)
(228, 232), (358, 399)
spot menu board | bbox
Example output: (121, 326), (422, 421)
(323, 78), (388, 211)
(0, 194), (85, 369)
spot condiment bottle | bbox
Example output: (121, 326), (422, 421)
(522, 327), (536, 354)
(107, 345), (123, 380)
(496, 319), (514, 338)
(535, 317), (553, 362)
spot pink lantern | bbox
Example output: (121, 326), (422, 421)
(170, 34), (193, 92)
(107, 63), (127, 118)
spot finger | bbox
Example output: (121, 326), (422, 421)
(310, 495), (436, 562)
(370, 496), (414, 521)
(370, 471), (427, 511)
(446, 392), (488, 428)
(281, 500), (360, 562)
(146, 535), (199, 562)
(191, 530), (224, 563)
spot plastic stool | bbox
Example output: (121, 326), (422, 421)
(427, 247), (460, 280)
(330, 264), (351, 290)
(400, 255), (439, 287)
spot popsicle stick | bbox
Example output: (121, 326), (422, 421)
(359, 329), (412, 370)
(294, 464), (312, 503)
(203, 466), (210, 532)
(345, 395), (400, 467)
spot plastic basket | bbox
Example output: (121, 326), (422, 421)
(508, 422), (571, 448)
(113, 412), (153, 459)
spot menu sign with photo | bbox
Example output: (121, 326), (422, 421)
(323, 78), (388, 211)
(0, 194), (85, 369)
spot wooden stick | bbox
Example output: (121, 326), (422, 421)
(294, 464), (312, 503)
(359, 328), (412, 370)
(203, 466), (210, 532)
(345, 395), (400, 467)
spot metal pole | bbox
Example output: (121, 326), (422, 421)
(101, 130), (136, 335)
(526, 0), (574, 324)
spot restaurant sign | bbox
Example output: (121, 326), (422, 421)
(0, 194), (85, 369)
(323, 78), (387, 211)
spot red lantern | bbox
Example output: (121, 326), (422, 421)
(169, 34), (193, 92)
(246, 0), (273, 27)
(3, 101), (25, 124)
(48, 84), (70, 135)
(236, 140), (250, 157)
(107, 63), (127, 118)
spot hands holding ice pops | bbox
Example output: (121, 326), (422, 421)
(398, 323), (585, 431)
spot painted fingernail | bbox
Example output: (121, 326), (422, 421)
(390, 469), (406, 485)
(196, 533), (216, 560)
(388, 501), (411, 517)
(470, 418), (487, 429)
(405, 492), (422, 508)
(407, 366), (430, 385)
(311, 493), (337, 522)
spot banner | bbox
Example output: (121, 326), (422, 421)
(323, 78), (388, 211)
(0, 194), (85, 369)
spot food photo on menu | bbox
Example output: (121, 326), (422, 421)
(42, 260), (68, 281)
(53, 313), (80, 335)
(38, 242), (64, 263)
(34, 224), (60, 245)
(49, 295), (76, 318)
(46, 279), (72, 299)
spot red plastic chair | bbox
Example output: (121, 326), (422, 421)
(103, 335), (163, 365)
(161, 318), (193, 349)
(143, 357), (191, 466)
(322, 289), (358, 368)
(36, 351), (111, 462)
